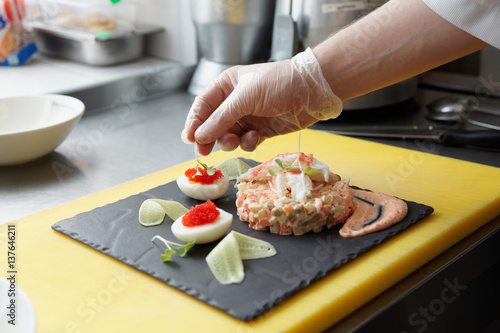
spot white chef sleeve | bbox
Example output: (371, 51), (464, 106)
(422, 0), (500, 49)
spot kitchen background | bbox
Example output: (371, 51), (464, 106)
(3, 0), (500, 107)
(1, 1), (499, 332)
(2, 0), (197, 100)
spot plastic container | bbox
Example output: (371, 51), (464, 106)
(39, 0), (137, 35)
(0, 0), (37, 65)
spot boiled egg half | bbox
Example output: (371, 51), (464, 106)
(176, 175), (229, 201)
(172, 208), (233, 244)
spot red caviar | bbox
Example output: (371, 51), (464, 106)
(182, 200), (220, 227)
(185, 167), (224, 185)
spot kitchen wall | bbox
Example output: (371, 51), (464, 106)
(136, 0), (198, 66)
(28, 0), (198, 65)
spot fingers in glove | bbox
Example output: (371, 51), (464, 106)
(194, 141), (216, 156)
(183, 96), (210, 143)
(183, 70), (236, 143)
(217, 130), (260, 153)
(194, 77), (252, 145)
(239, 130), (261, 152)
(216, 132), (240, 152)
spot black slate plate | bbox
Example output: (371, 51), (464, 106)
(51, 160), (433, 321)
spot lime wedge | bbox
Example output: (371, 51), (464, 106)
(213, 157), (251, 180)
(138, 200), (166, 226)
(138, 199), (188, 226)
(206, 232), (244, 285)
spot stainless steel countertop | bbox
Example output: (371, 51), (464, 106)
(0, 91), (197, 224)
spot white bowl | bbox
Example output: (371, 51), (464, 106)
(0, 95), (85, 166)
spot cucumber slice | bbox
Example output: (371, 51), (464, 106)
(206, 231), (277, 285)
(138, 200), (166, 226)
(150, 199), (188, 221)
(232, 231), (277, 260)
(138, 199), (188, 227)
(206, 232), (244, 285)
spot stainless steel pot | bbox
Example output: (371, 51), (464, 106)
(192, 0), (275, 65)
(273, 0), (418, 110)
(188, 0), (276, 95)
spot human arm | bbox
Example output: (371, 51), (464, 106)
(183, 0), (489, 156)
(314, 0), (489, 101)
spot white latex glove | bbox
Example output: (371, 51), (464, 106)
(182, 47), (343, 156)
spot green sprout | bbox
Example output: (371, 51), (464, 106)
(153, 235), (195, 262)
(196, 159), (216, 176)
(268, 158), (318, 176)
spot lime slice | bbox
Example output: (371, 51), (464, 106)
(213, 157), (251, 180)
(206, 232), (244, 285)
(139, 200), (166, 226)
(232, 231), (277, 260)
(138, 199), (188, 226)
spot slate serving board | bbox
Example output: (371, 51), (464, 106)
(51, 160), (433, 321)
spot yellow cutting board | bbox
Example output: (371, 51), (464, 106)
(1, 129), (499, 333)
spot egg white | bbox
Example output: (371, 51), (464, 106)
(176, 174), (230, 201)
(171, 208), (233, 244)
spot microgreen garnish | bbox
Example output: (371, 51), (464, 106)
(197, 159), (216, 176)
(162, 240), (195, 261)
(276, 158), (286, 170)
(303, 166), (318, 176)
(268, 168), (278, 176)
(152, 235), (195, 262)
(269, 156), (318, 176)
(197, 159), (209, 169)
(161, 249), (176, 261)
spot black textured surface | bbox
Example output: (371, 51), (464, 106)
(51, 160), (434, 321)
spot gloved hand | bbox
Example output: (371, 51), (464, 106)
(182, 47), (343, 156)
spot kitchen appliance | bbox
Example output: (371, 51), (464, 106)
(271, 0), (418, 110)
(420, 46), (500, 98)
(427, 96), (500, 120)
(426, 96), (500, 130)
(188, 0), (276, 96)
